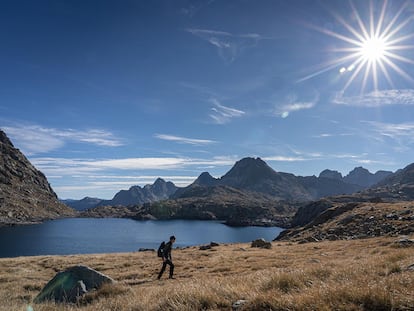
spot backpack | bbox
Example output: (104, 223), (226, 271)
(157, 241), (165, 257)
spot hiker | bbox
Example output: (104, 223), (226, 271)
(157, 235), (176, 280)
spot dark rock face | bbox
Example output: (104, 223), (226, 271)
(219, 157), (312, 201)
(0, 130), (75, 225)
(194, 172), (218, 186)
(34, 265), (114, 303)
(291, 200), (334, 227)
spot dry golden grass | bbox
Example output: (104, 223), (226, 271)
(0, 236), (413, 310)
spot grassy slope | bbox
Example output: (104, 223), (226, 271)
(0, 236), (413, 310)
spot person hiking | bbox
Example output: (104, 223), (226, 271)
(157, 235), (176, 280)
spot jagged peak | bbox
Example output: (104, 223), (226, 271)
(154, 177), (166, 184)
(319, 169), (343, 180)
(194, 172), (217, 186)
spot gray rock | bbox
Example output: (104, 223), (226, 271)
(138, 248), (155, 252)
(395, 238), (414, 247)
(251, 238), (272, 249)
(199, 245), (212, 250)
(232, 299), (248, 310)
(199, 242), (220, 250)
(34, 265), (114, 303)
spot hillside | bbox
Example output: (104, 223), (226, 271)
(61, 197), (103, 211)
(1, 236), (413, 310)
(277, 162), (414, 242)
(136, 185), (296, 227)
(277, 201), (414, 242)
(0, 130), (75, 225)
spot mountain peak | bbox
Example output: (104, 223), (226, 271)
(194, 172), (217, 186)
(220, 157), (278, 188)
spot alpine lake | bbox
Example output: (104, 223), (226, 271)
(0, 218), (283, 258)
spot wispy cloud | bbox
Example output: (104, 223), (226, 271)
(276, 93), (318, 118)
(180, 0), (215, 17)
(263, 156), (307, 162)
(155, 134), (217, 145)
(1, 124), (123, 155)
(31, 156), (237, 176)
(333, 89), (414, 107)
(209, 99), (245, 124)
(186, 28), (267, 63)
(364, 121), (414, 144)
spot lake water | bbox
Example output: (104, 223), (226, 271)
(0, 218), (283, 258)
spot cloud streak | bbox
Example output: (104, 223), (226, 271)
(186, 28), (267, 63)
(31, 156), (237, 177)
(209, 99), (245, 124)
(276, 94), (318, 118)
(364, 121), (414, 144)
(155, 134), (217, 145)
(1, 124), (123, 155)
(333, 89), (414, 107)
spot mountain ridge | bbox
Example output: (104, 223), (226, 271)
(0, 130), (75, 225)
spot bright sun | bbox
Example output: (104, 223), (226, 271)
(299, 0), (414, 93)
(359, 36), (387, 62)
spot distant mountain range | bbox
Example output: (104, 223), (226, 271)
(64, 178), (178, 211)
(67, 157), (393, 211)
(70, 157), (402, 227)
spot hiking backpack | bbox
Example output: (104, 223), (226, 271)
(157, 241), (165, 257)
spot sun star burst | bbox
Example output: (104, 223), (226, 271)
(299, 0), (414, 93)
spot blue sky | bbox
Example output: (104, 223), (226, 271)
(1, 0), (414, 199)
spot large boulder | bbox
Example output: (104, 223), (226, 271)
(34, 265), (115, 303)
(251, 238), (272, 249)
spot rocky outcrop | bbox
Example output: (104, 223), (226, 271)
(34, 265), (114, 303)
(0, 130), (75, 225)
(276, 202), (414, 242)
(251, 238), (272, 249)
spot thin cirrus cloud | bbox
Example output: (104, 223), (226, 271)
(1, 124), (123, 155)
(31, 156), (237, 178)
(364, 121), (414, 143)
(155, 134), (217, 145)
(276, 94), (318, 118)
(333, 89), (414, 107)
(209, 99), (245, 124)
(186, 28), (266, 63)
